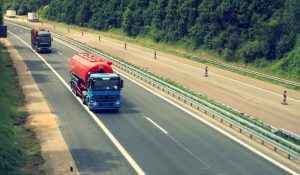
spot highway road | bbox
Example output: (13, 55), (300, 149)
(33, 21), (300, 134)
(6, 22), (297, 175)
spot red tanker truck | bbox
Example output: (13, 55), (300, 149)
(69, 52), (123, 111)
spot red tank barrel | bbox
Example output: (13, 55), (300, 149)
(69, 52), (113, 84)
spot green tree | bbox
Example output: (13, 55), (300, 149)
(75, 0), (91, 26)
(163, 0), (180, 41)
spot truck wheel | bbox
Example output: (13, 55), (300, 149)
(71, 83), (77, 95)
(35, 45), (39, 53)
(82, 96), (88, 105)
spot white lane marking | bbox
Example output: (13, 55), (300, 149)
(155, 54), (300, 103)
(167, 134), (218, 173)
(144, 116), (218, 173)
(57, 51), (63, 56)
(118, 75), (299, 175)
(7, 22), (299, 174)
(7, 21), (300, 103)
(8, 31), (146, 175)
(33, 29), (299, 174)
(144, 116), (168, 134)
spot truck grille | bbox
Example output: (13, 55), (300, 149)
(94, 95), (118, 102)
(40, 44), (50, 47)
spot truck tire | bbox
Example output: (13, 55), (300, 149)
(35, 45), (39, 53)
(82, 96), (88, 105)
(71, 82), (77, 96)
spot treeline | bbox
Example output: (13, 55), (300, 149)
(2, 0), (51, 15)
(3, 0), (300, 64)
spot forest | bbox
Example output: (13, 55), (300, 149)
(2, 0), (300, 78)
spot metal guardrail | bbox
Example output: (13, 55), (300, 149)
(5, 19), (300, 162)
(51, 33), (300, 161)
(18, 18), (300, 88)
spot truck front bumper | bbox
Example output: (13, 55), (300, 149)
(37, 47), (52, 53)
(88, 101), (121, 110)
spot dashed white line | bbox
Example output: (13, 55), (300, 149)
(57, 51), (63, 56)
(144, 116), (168, 134)
(121, 71), (299, 175)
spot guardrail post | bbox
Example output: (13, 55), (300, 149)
(99, 35), (101, 41)
(288, 154), (291, 159)
(250, 134), (253, 139)
(154, 51), (157, 59)
(274, 147), (277, 152)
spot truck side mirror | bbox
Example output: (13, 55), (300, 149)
(120, 80), (124, 88)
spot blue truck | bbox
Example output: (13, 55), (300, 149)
(69, 52), (123, 111)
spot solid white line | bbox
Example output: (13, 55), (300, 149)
(7, 21), (298, 174)
(144, 116), (168, 134)
(118, 74), (299, 175)
(57, 51), (63, 56)
(116, 38), (300, 103)
(159, 55), (300, 103)
(8, 31), (146, 175)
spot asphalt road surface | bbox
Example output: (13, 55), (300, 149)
(6, 22), (297, 175)
(37, 21), (300, 135)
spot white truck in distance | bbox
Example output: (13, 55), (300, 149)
(28, 12), (39, 22)
(6, 10), (16, 18)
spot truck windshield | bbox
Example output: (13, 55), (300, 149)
(38, 36), (51, 43)
(91, 79), (120, 90)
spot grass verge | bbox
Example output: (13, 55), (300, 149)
(0, 44), (43, 175)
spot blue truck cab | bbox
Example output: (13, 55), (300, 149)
(84, 73), (123, 111)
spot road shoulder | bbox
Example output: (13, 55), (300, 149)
(4, 39), (80, 175)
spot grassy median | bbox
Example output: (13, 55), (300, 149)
(0, 44), (42, 175)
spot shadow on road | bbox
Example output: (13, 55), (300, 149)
(70, 148), (124, 174)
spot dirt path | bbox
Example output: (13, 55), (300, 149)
(3, 39), (80, 175)
(27, 20), (300, 135)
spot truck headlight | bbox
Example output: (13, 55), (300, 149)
(115, 101), (120, 105)
(91, 101), (97, 107)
